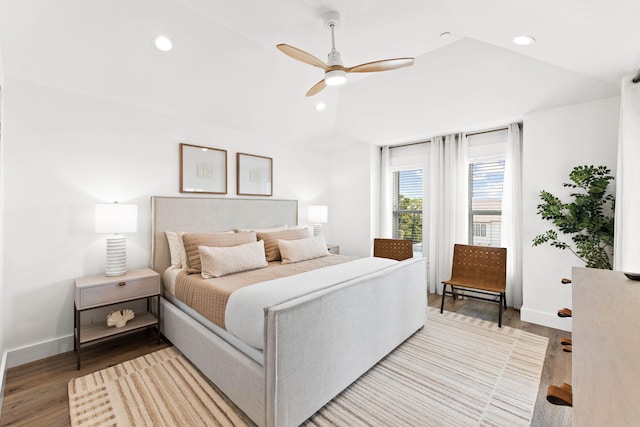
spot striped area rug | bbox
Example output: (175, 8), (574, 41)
(69, 308), (548, 426)
(68, 347), (247, 426)
(305, 308), (548, 426)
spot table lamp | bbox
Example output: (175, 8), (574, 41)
(95, 202), (138, 276)
(308, 205), (328, 237)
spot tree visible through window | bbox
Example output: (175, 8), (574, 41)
(469, 160), (504, 246)
(392, 170), (423, 251)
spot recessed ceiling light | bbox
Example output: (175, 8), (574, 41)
(440, 32), (452, 39)
(315, 102), (326, 111)
(154, 35), (173, 52)
(512, 35), (535, 46)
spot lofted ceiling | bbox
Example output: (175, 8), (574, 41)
(0, 0), (637, 147)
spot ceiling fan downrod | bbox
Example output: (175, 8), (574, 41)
(327, 24), (342, 66)
(324, 11), (343, 67)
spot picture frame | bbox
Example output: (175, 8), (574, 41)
(236, 152), (273, 196)
(179, 143), (227, 194)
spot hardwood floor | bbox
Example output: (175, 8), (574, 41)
(1, 298), (572, 426)
(1, 331), (169, 427)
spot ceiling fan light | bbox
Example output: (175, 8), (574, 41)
(325, 69), (347, 86)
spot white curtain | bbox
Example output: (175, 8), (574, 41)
(614, 77), (640, 271)
(428, 133), (468, 293)
(500, 123), (523, 308)
(379, 146), (393, 238)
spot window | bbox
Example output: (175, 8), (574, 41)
(392, 169), (423, 250)
(473, 224), (487, 237)
(469, 160), (504, 246)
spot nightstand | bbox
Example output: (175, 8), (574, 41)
(74, 268), (161, 369)
(327, 244), (340, 255)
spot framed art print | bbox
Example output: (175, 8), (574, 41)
(180, 143), (227, 194)
(236, 152), (273, 196)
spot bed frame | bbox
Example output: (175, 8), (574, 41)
(150, 196), (427, 427)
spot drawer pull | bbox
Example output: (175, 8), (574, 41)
(118, 282), (127, 287)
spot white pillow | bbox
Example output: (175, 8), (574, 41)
(235, 225), (287, 233)
(278, 235), (329, 264)
(199, 240), (268, 278)
(288, 225), (312, 232)
(165, 231), (186, 268)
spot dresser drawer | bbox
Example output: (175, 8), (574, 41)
(77, 275), (159, 309)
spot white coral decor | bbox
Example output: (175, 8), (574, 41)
(107, 309), (135, 328)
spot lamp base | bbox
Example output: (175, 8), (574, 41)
(313, 224), (324, 237)
(105, 235), (127, 277)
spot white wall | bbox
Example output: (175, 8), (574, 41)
(0, 39), (6, 413)
(1, 78), (332, 367)
(521, 96), (620, 331)
(329, 141), (378, 257)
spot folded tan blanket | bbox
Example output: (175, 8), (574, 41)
(173, 255), (357, 329)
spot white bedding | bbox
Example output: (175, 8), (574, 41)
(225, 257), (398, 349)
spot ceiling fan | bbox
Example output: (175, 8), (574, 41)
(277, 11), (415, 97)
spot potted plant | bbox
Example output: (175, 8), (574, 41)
(532, 165), (615, 270)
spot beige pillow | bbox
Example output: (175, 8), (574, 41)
(257, 228), (312, 261)
(199, 240), (268, 278)
(279, 235), (329, 264)
(182, 231), (257, 273)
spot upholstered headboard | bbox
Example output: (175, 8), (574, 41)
(150, 196), (298, 274)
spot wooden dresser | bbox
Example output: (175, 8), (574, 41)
(572, 267), (640, 426)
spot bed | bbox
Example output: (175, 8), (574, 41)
(151, 196), (427, 427)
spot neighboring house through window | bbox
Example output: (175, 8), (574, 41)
(469, 159), (505, 246)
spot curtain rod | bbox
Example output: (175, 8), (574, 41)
(387, 140), (428, 149)
(633, 68), (640, 84)
(387, 125), (514, 149)
(466, 126), (508, 137)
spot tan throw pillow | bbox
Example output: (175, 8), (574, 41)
(182, 231), (257, 273)
(257, 228), (312, 261)
(199, 240), (268, 278)
(279, 235), (329, 264)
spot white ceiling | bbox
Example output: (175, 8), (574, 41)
(0, 0), (637, 147)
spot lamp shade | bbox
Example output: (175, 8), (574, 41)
(308, 205), (328, 224)
(95, 203), (138, 234)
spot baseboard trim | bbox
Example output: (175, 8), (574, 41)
(6, 334), (74, 369)
(520, 306), (572, 332)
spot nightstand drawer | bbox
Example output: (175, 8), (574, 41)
(77, 275), (159, 309)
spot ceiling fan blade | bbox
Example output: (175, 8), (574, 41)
(306, 79), (327, 97)
(277, 44), (328, 70)
(347, 57), (415, 73)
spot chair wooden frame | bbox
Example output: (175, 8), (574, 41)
(373, 238), (414, 261)
(440, 244), (507, 327)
